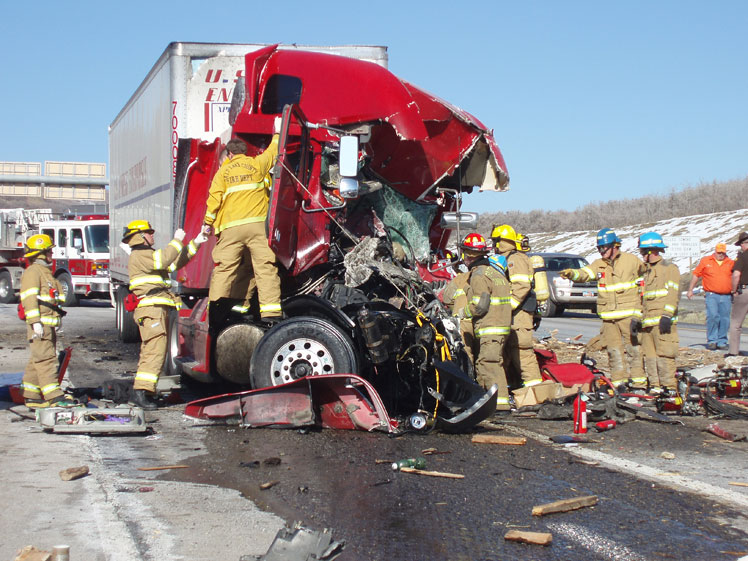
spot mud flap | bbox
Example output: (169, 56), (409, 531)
(430, 361), (497, 433)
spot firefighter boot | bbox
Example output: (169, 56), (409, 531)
(131, 389), (158, 411)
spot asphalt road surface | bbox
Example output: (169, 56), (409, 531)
(1, 302), (748, 561)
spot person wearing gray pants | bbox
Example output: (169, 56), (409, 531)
(728, 232), (748, 356)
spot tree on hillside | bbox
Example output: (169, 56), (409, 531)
(477, 175), (748, 236)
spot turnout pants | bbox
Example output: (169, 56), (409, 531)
(505, 310), (542, 386)
(640, 325), (678, 389)
(602, 316), (644, 384)
(22, 325), (63, 401)
(133, 306), (169, 393)
(459, 318), (475, 365)
(474, 335), (510, 410)
(210, 222), (281, 319)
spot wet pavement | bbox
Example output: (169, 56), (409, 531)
(169, 417), (748, 561)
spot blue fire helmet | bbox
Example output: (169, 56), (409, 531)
(638, 231), (667, 250)
(596, 228), (621, 247)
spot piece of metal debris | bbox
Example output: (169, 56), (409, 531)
(246, 522), (345, 561)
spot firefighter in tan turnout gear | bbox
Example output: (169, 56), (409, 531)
(442, 245), (475, 363)
(123, 220), (207, 409)
(461, 234), (513, 412)
(560, 228), (646, 387)
(491, 224), (543, 388)
(20, 234), (75, 408)
(637, 232), (680, 391)
(202, 118), (282, 328)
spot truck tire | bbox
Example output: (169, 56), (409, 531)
(116, 285), (141, 343)
(57, 273), (79, 307)
(0, 270), (16, 304)
(249, 316), (359, 390)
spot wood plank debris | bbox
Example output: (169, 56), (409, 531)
(728, 482), (748, 487)
(59, 465), (89, 481)
(504, 530), (553, 546)
(399, 467), (464, 479)
(532, 495), (598, 516)
(260, 480), (280, 490)
(137, 465), (189, 471)
(471, 434), (527, 446)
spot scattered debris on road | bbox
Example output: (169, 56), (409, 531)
(705, 423), (746, 441)
(504, 530), (553, 546)
(247, 522), (344, 561)
(532, 495), (598, 516)
(260, 480), (280, 490)
(59, 466), (89, 481)
(399, 467), (464, 479)
(471, 434), (527, 446)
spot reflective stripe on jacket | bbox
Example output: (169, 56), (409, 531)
(464, 261), (511, 339)
(204, 135), (279, 234)
(442, 271), (470, 316)
(497, 240), (533, 310)
(128, 237), (199, 309)
(20, 262), (64, 327)
(568, 252), (644, 320)
(642, 259), (681, 326)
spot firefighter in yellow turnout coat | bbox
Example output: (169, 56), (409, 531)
(491, 225), (543, 388)
(560, 228), (646, 386)
(637, 232), (680, 390)
(202, 129), (282, 323)
(19, 234), (74, 408)
(123, 220), (206, 409)
(461, 234), (513, 411)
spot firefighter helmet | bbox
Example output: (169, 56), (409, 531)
(638, 231), (666, 250)
(516, 233), (530, 252)
(122, 219), (155, 242)
(460, 233), (489, 253)
(491, 224), (517, 242)
(24, 233), (55, 258)
(596, 228), (621, 248)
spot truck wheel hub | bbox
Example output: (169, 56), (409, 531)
(272, 337), (334, 384)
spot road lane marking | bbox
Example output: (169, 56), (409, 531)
(504, 424), (748, 512)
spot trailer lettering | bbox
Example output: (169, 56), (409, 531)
(205, 69), (223, 83)
(205, 88), (231, 103)
(116, 157), (148, 197)
(172, 100), (179, 179)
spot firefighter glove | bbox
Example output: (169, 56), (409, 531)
(194, 232), (209, 245)
(559, 269), (574, 280)
(630, 317), (642, 336)
(174, 229), (186, 242)
(659, 316), (672, 334)
(32, 322), (44, 338)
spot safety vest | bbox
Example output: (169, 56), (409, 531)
(20, 262), (64, 327)
(464, 261), (512, 339)
(641, 259), (680, 327)
(568, 252), (644, 320)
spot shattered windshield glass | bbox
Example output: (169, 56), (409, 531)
(362, 186), (438, 264)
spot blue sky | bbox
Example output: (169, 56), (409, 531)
(1, 1), (746, 214)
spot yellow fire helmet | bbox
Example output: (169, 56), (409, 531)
(122, 219), (155, 242)
(491, 224), (517, 243)
(24, 233), (55, 258)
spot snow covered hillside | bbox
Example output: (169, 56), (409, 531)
(529, 208), (748, 272)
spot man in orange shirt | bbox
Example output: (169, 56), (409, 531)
(687, 243), (734, 350)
